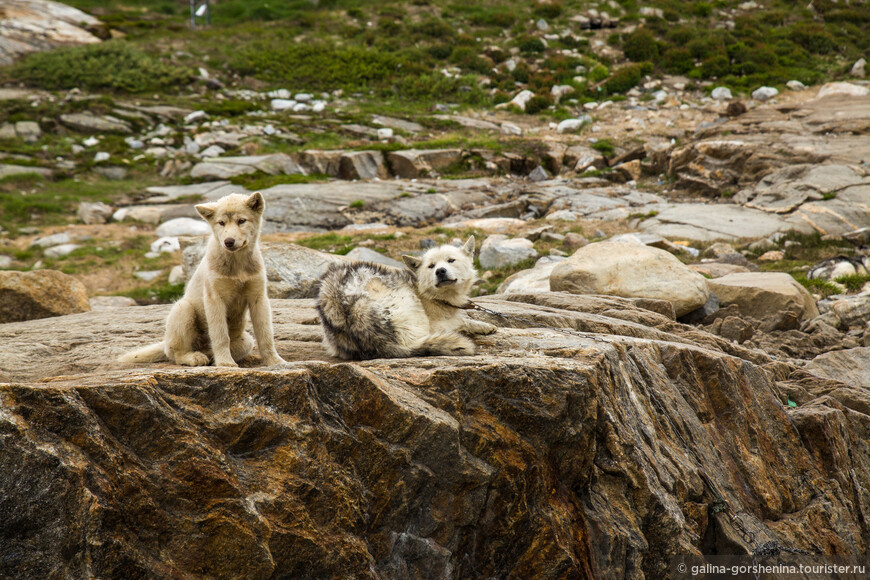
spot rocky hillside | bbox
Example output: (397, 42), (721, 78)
(3, 293), (870, 578)
(2, 1), (870, 577)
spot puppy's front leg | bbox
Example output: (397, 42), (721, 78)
(249, 287), (285, 366)
(204, 286), (236, 367)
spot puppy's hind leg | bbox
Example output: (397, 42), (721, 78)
(165, 299), (210, 366)
(230, 332), (255, 363)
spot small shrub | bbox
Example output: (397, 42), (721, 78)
(11, 42), (194, 93)
(532, 1), (563, 19)
(525, 95), (552, 115)
(591, 139), (615, 155)
(519, 36), (547, 55)
(662, 47), (694, 74)
(623, 28), (659, 62)
(349, 199), (365, 208)
(602, 64), (645, 94)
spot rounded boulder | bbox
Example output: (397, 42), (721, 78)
(550, 241), (710, 317)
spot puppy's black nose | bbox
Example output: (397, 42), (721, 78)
(435, 267), (447, 278)
(224, 238), (235, 248)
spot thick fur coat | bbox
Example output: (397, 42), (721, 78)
(119, 192), (285, 367)
(317, 236), (496, 360)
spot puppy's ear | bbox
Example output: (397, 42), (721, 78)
(246, 191), (265, 214)
(402, 255), (422, 270)
(462, 235), (476, 256)
(195, 203), (216, 221)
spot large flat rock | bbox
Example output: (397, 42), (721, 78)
(639, 203), (801, 241)
(1, 293), (867, 577)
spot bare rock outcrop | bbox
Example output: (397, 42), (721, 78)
(0, 0), (101, 65)
(1, 293), (868, 577)
(0, 269), (90, 323)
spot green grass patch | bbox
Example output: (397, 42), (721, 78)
(117, 282), (185, 304)
(9, 42), (194, 93)
(228, 172), (329, 190)
(795, 275), (842, 298)
(834, 273), (870, 292)
(0, 174), (165, 233)
(295, 232), (356, 255)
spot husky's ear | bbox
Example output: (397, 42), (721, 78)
(195, 203), (216, 221)
(461, 235), (476, 256)
(246, 191), (265, 214)
(402, 255), (422, 270)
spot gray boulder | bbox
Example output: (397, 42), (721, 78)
(479, 235), (538, 269)
(550, 241), (710, 317)
(707, 272), (819, 330)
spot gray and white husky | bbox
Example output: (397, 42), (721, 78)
(807, 255), (869, 280)
(317, 236), (496, 360)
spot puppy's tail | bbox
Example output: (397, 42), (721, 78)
(118, 342), (168, 364)
(412, 330), (476, 357)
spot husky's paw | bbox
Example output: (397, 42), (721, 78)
(451, 343), (476, 356)
(177, 351), (210, 366)
(214, 358), (239, 368)
(466, 320), (497, 335)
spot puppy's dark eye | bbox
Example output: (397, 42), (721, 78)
(428, 264), (435, 269)
(448, 258), (455, 263)
(238, 218), (246, 224)
(218, 221), (225, 226)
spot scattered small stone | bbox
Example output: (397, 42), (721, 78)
(748, 238), (777, 253)
(134, 270), (163, 282)
(501, 122), (522, 136)
(184, 110), (208, 124)
(125, 137), (144, 149)
(751, 86), (779, 101)
(89, 296), (137, 310)
(851, 58), (867, 78)
(757, 250), (785, 261)
(557, 116), (591, 133)
(44, 244), (81, 258)
(711, 87), (733, 100)
(540, 232), (565, 243)
(495, 90), (535, 112)
(83, 136), (99, 147)
(155, 218), (210, 237)
(528, 166), (549, 182)
(563, 233), (588, 250)
(94, 166), (128, 180)
(524, 226), (554, 242)
(0, 255), (13, 268)
(271, 99), (297, 111)
(419, 239), (437, 250)
(30, 232), (72, 248)
(168, 265), (185, 285)
(786, 80), (806, 91)
(94, 152), (110, 163)
(77, 202), (113, 225)
(546, 210), (579, 222)
(200, 145), (225, 158)
(479, 235), (538, 269)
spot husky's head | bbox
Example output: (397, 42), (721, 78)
(402, 236), (478, 303)
(195, 192), (264, 252)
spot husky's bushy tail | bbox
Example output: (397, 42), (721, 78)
(118, 342), (167, 364)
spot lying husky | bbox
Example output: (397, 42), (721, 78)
(317, 236), (496, 360)
(119, 192), (285, 367)
(806, 255), (869, 280)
